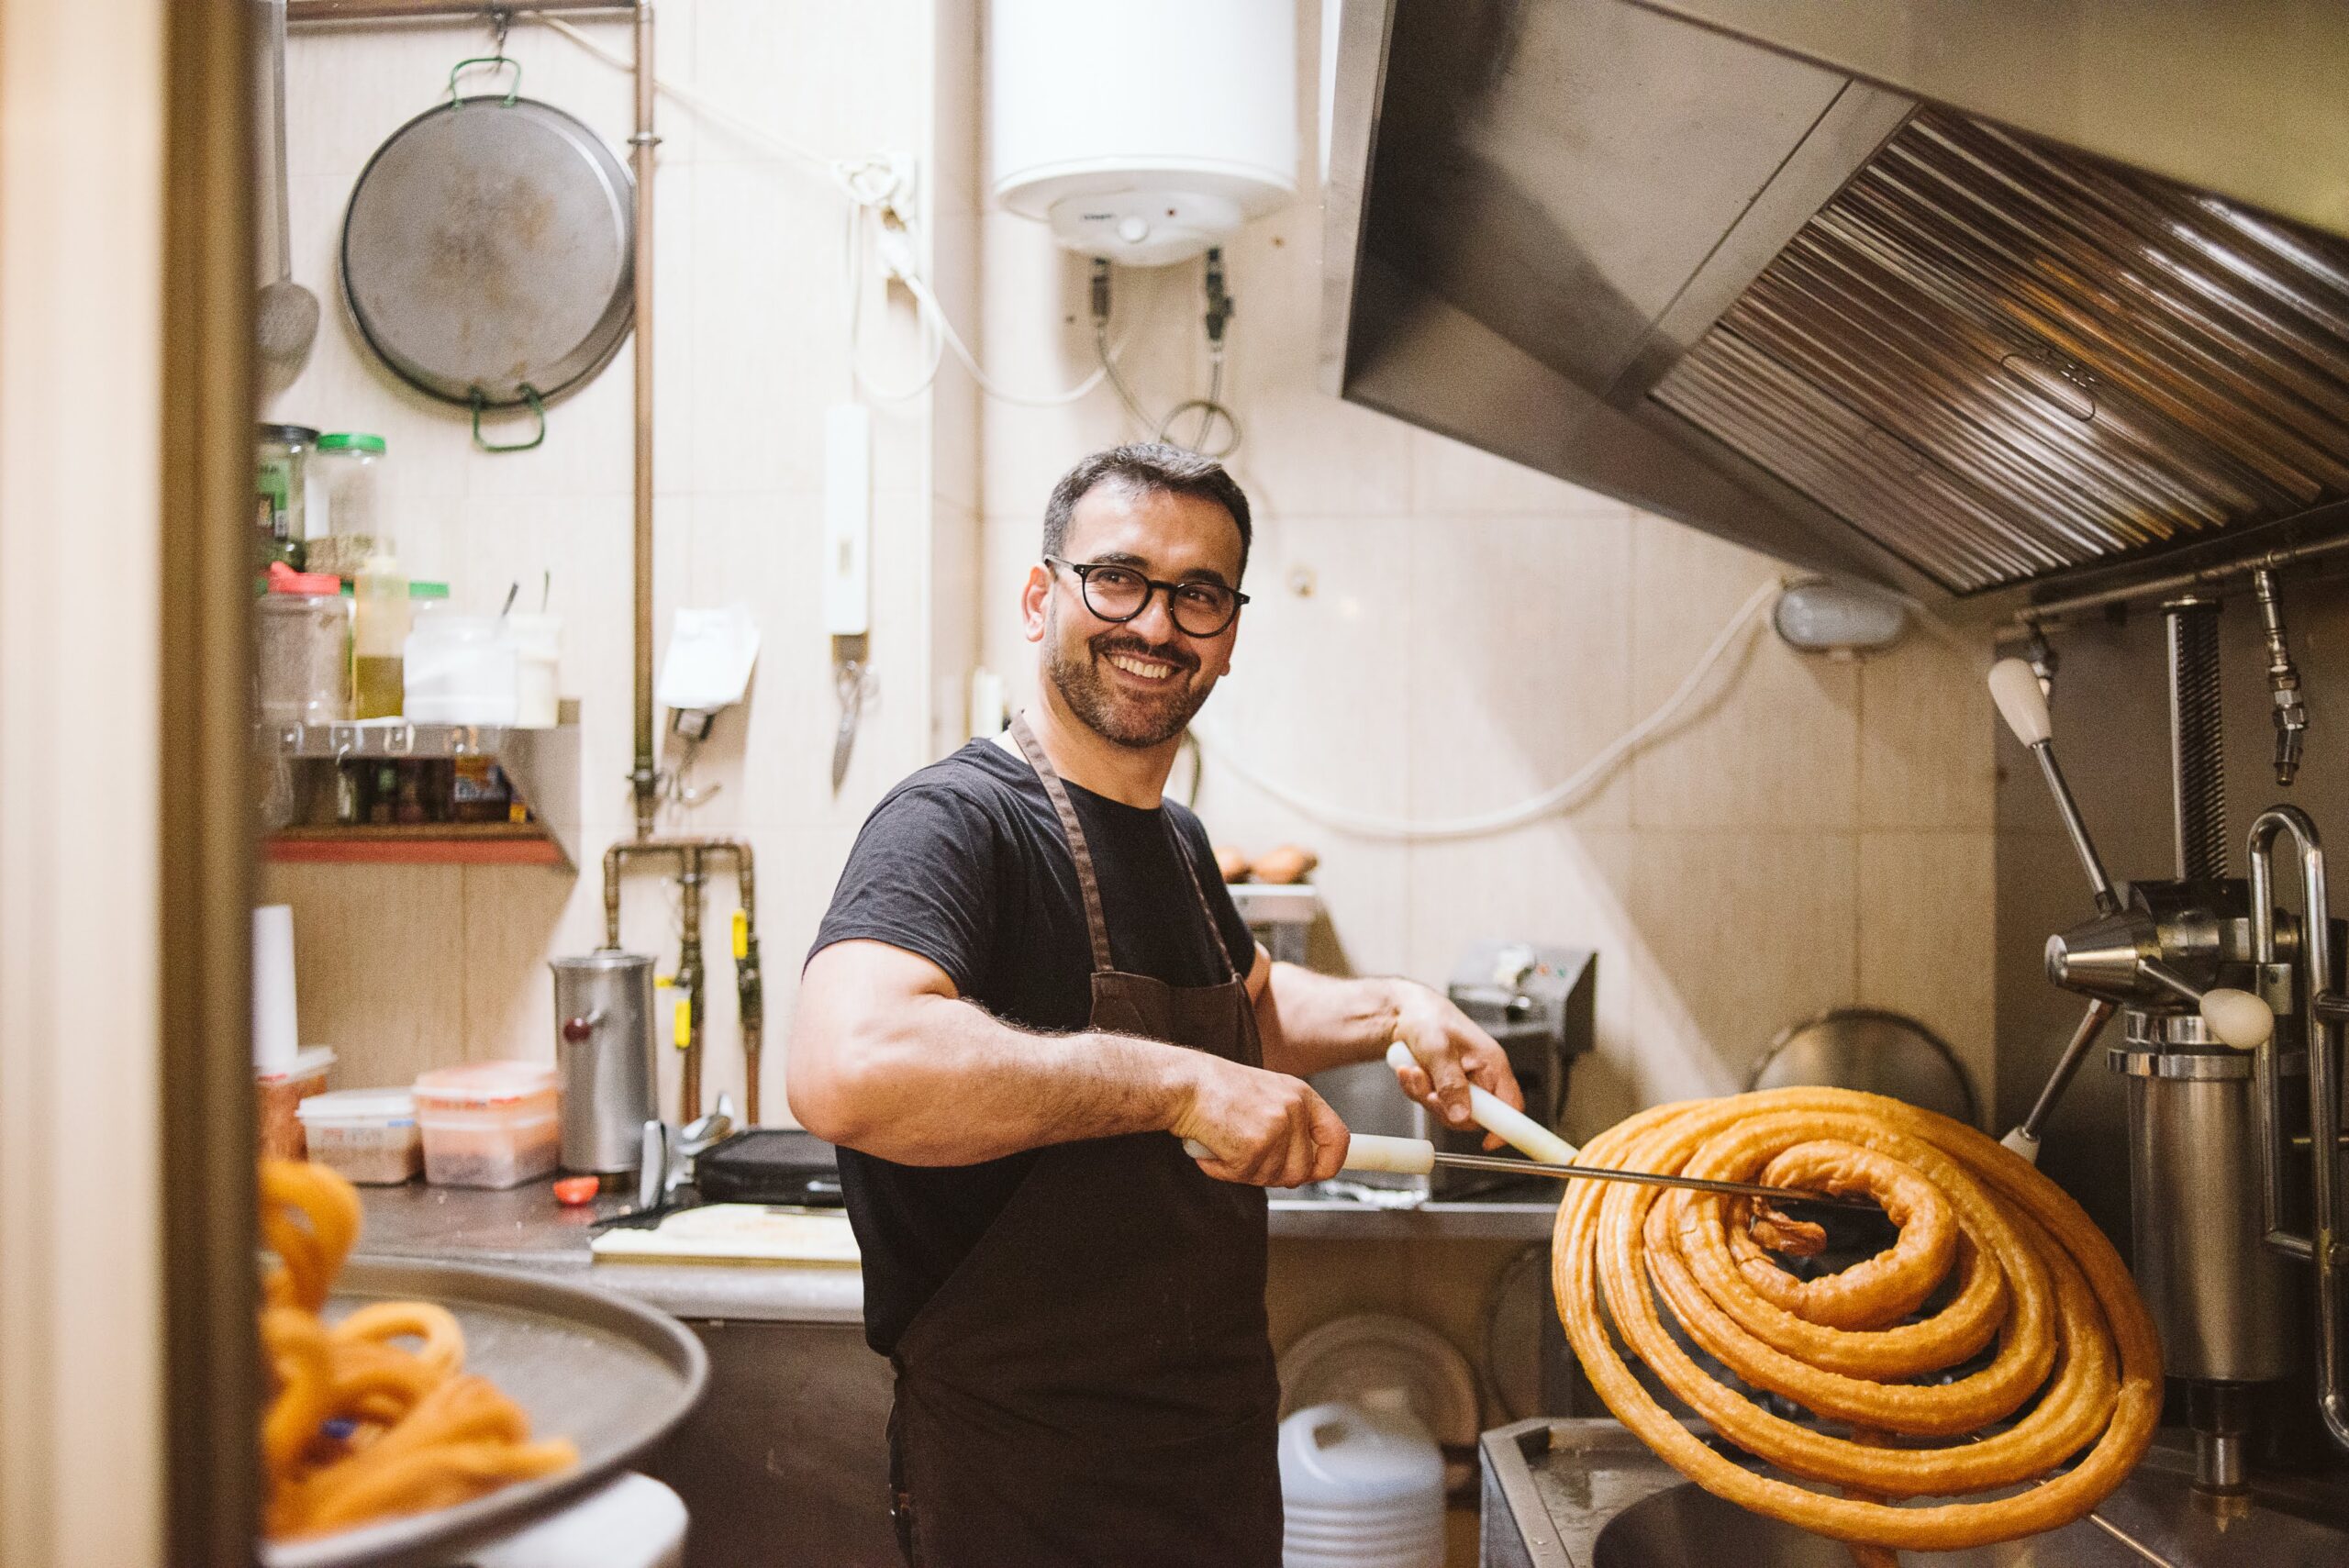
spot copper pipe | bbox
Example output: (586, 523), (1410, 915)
(676, 844), (704, 1120)
(600, 840), (626, 948)
(729, 841), (763, 1124)
(602, 837), (763, 1122)
(629, 0), (659, 840)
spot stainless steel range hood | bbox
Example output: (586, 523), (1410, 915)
(1320, 0), (2349, 607)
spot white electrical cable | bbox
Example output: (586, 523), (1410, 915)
(528, 9), (1141, 411)
(1190, 576), (1787, 841)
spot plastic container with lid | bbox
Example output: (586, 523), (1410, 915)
(257, 1046), (338, 1162)
(298, 1087), (423, 1184)
(507, 612), (562, 728)
(256, 562), (351, 725)
(1277, 1395), (1445, 1568)
(413, 1060), (561, 1188)
(404, 613), (519, 724)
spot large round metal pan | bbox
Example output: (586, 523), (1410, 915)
(262, 1257), (707, 1568)
(340, 95), (634, 408)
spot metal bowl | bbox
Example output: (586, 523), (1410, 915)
(1749, 1006), (1979, 1127)
(261, 1257), (706, 1568)
(340, 95), (634, 409)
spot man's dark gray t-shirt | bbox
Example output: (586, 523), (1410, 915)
(809, 738), (1256, 1354)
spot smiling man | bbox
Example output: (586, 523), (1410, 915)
(789, 443), (1521, 1567)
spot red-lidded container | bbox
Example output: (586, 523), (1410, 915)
(412, 1061), (561, 1188)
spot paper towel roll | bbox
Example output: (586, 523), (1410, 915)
(253, 904), (300, 1072)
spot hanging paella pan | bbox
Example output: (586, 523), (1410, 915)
(340, 57), (634, 450)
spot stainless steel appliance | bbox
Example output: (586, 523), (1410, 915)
(1476, 1419), (2349, 1568)
(551, 950), (658, 1173)
(1313, 943), (1595, 1199)
(1321, 1), (2349, 612)
(1988, 618), (2346, 1494)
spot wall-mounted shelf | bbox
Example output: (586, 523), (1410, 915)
(259, 709), (582, 870)
(266, 825), (565, 867)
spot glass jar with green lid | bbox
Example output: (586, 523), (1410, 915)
(307, 432), (389, 579)
(255, 423), (320, 571)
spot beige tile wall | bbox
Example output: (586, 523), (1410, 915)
(973, 4), (2001, 1136)
(263, 0), (979, 1121)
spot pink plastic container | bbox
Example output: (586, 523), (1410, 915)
(412, 1061), (561, 1188)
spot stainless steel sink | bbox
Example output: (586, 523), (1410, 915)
(1482, 1418), (2349, 1567)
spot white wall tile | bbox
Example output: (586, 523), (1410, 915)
(1410, 428), (1613, 517)
(1859, 620), (1998, 830)
(1407, 509), (1635, 828)
(1619, 829), (1860, 1111)
(1628, 512), (1860, 829)
(1405, 826), (1639, 1136)
(1857, 829), (1997, 1119)
(1194, 513), (1416, 824)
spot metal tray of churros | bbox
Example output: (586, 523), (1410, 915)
(263, 1258), (707, 1568)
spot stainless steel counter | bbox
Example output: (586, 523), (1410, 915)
(1270, 1194), (1559, 1240)
(351, 1183), (865, 1325)
(352, 1181), (1558, 1325)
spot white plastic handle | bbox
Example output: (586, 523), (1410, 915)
(1998, 1125), (2043, 1165)
(1181, 1133), (1434, 1174)
(1385, 1041), (1581, 1163)
(1341, 1134), (1437, 1175)
(1987, 658), (2053, 747)
(2199, 987), (2276, 1051)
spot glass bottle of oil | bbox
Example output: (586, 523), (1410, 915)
(351, 552), (409, 719)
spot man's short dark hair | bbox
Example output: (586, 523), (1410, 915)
(1041, 443), (1253, 583)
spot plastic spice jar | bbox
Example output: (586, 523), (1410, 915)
(306, 432), (389, 579)
(256, 562), (352, 725)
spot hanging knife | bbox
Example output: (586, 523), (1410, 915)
(830, 655), (865, 791)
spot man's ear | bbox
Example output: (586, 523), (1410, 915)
(1019, 563), (1052, 643)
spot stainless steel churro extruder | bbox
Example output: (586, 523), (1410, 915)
(1987, 594), (2347, 1498)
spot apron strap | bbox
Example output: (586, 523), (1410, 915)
(1010, 714), (1117, 974)
(1164, 816), (1244, 984)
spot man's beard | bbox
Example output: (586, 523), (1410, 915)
(1046, 619), (1216, 750)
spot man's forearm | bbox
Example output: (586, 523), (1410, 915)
(803, 992), (1202, 1166)
(1254, 962), (1405, 1078)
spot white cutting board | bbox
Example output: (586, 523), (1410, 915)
(592, 1204), (861, 1266)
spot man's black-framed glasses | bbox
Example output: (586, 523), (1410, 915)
(1045, 556), (1250, 637)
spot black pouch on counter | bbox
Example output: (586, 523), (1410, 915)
(692, 1129), (845, 1207)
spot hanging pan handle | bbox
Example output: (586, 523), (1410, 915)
(448, 54), (522, 108)
(471, 384), (547, 453)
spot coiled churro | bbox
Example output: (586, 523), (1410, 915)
(1553, 1088), (2161, 1556)
(258, 1160), (576, 1540)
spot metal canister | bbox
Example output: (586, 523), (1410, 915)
(551, 950), (658, 1173)
(2110, 1009), (2293, 1382)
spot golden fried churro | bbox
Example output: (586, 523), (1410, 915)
(1553, 1088), (2161, 1555)
(256, 1159), (578, 1540)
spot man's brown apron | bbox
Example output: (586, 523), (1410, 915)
(885, 715), (1282, 1566)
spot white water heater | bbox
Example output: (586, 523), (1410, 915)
(989, 0), (1299, 266)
